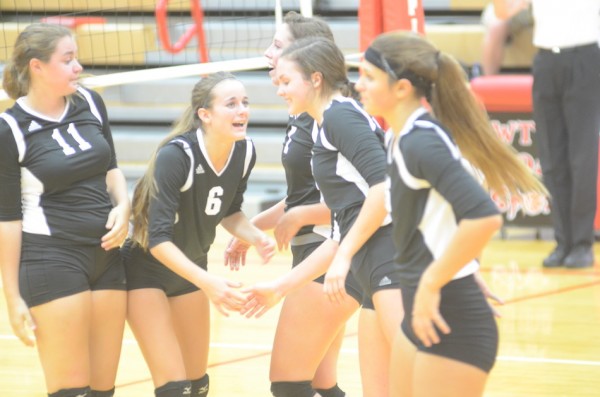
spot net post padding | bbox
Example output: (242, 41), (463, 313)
(358, 0), (425, 51)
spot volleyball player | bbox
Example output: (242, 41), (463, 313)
(355, 31), (547, 397)
(0, 23), (130, 397)
(224, 12), (363, 397)
(122, 72), (275, 397)
(273, 37), (405, 396)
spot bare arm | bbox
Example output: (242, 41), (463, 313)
(274, 201), (331, 250)
(102, 168), (131, 250)
(324, 182), (388, 303)
(412, 214), (503, 346)
(338, 183), (387, 260)
(250, 199), (286, 231)
(241, 239), (338, 318)
(150, 241), (247, 316)
(0, 221), (35, 346)
(492, 0), (530, 20)
(220, 211), (276, 264)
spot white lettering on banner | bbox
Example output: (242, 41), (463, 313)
(490, 119), (535, 147)
(491, 190), (550, 221)
(489, 118), (550, 220)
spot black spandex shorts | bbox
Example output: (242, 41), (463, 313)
(400, 274), (499, 373)
(350, 224), (402, 309)
(291, 239), (364, 306)
(122, 239), (204, 297)
(19, 233), (126, 308)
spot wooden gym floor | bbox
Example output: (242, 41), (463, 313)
(1, 227), (599, 396)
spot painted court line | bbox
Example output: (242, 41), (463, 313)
(1, 334), (598, 368)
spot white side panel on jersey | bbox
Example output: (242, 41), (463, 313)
(77, 87), (103, 124)
(330, 218), (341, 242)
(20, 167), (51, 235)
(172, 138), (194, 192)
(0, 113), (26, 162)
(418, 188), (479, 280)
(335, 152), (370, 197)
(243, 138), (254, 178)
(310, 120), (319, 143)
(283, 125), (297, 154)
(392, 139), (430, 190)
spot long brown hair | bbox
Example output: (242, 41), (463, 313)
(2, 23), (72, 99)
(131, 71), (239, 248)
(368, 31), (547, 197)
(280, 37), (357, 101)
(283, 11), (334, 42)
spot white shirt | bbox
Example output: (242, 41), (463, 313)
(531, 0), (600, 48)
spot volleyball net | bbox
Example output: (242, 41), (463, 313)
(0, 0), (315, 70)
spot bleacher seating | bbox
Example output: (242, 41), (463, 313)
(0, 0), (538, 215)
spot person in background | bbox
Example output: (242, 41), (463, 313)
(356, 30), (547, 397)
(123, 72), (275, 397)
(0, 23), (130, 397)
(274, 37), (405, 396)
(494, 0), (600, 268)
(480, 1), (533, 75)
(225, 12), (362, 397)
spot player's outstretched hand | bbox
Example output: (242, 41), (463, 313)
(204, 275), (246, 316)
(254, 235), (276, 264)
(240, 280), (284, 318)
(224, 237), (251, 271)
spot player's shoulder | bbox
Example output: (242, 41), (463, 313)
(74, 86), (104, 105)
(290, 112), (315, 131)
(234, 136), (255, 151)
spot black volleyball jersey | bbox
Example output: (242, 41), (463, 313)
(282, 112), (329, 238)
(0, 87), (118, 244)
(311, 96), (390, 238)
(386, 108), (499, 288)
(147, 129), (255, 264)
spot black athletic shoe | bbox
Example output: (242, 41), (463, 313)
(542, 246), (569, 268)
(564, 246), (594, 269)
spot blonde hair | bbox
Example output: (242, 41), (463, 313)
(369, 31), (547, 197)
(131, 71), (238, 248)
(2, 23), (73, 99)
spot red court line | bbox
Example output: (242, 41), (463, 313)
(117, 278), (600, 390)
(117, 351), (271, 389)
(479, 265), (600, 277)
(501, 279), (600, 305)
(117, 333), (361, 389)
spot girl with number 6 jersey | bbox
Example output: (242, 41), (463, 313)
(122, 72), (275, 397)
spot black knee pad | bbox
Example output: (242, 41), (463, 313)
(271, 381), (315, 397)
(91, 387), (115, 397)
(155, 380), (192, 397)
(190, 374), (209, 396)
(315, 384), (345, 397)
(48, 387), (91, 397)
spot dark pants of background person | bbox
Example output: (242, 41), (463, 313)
(532, 43), (600, 252)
